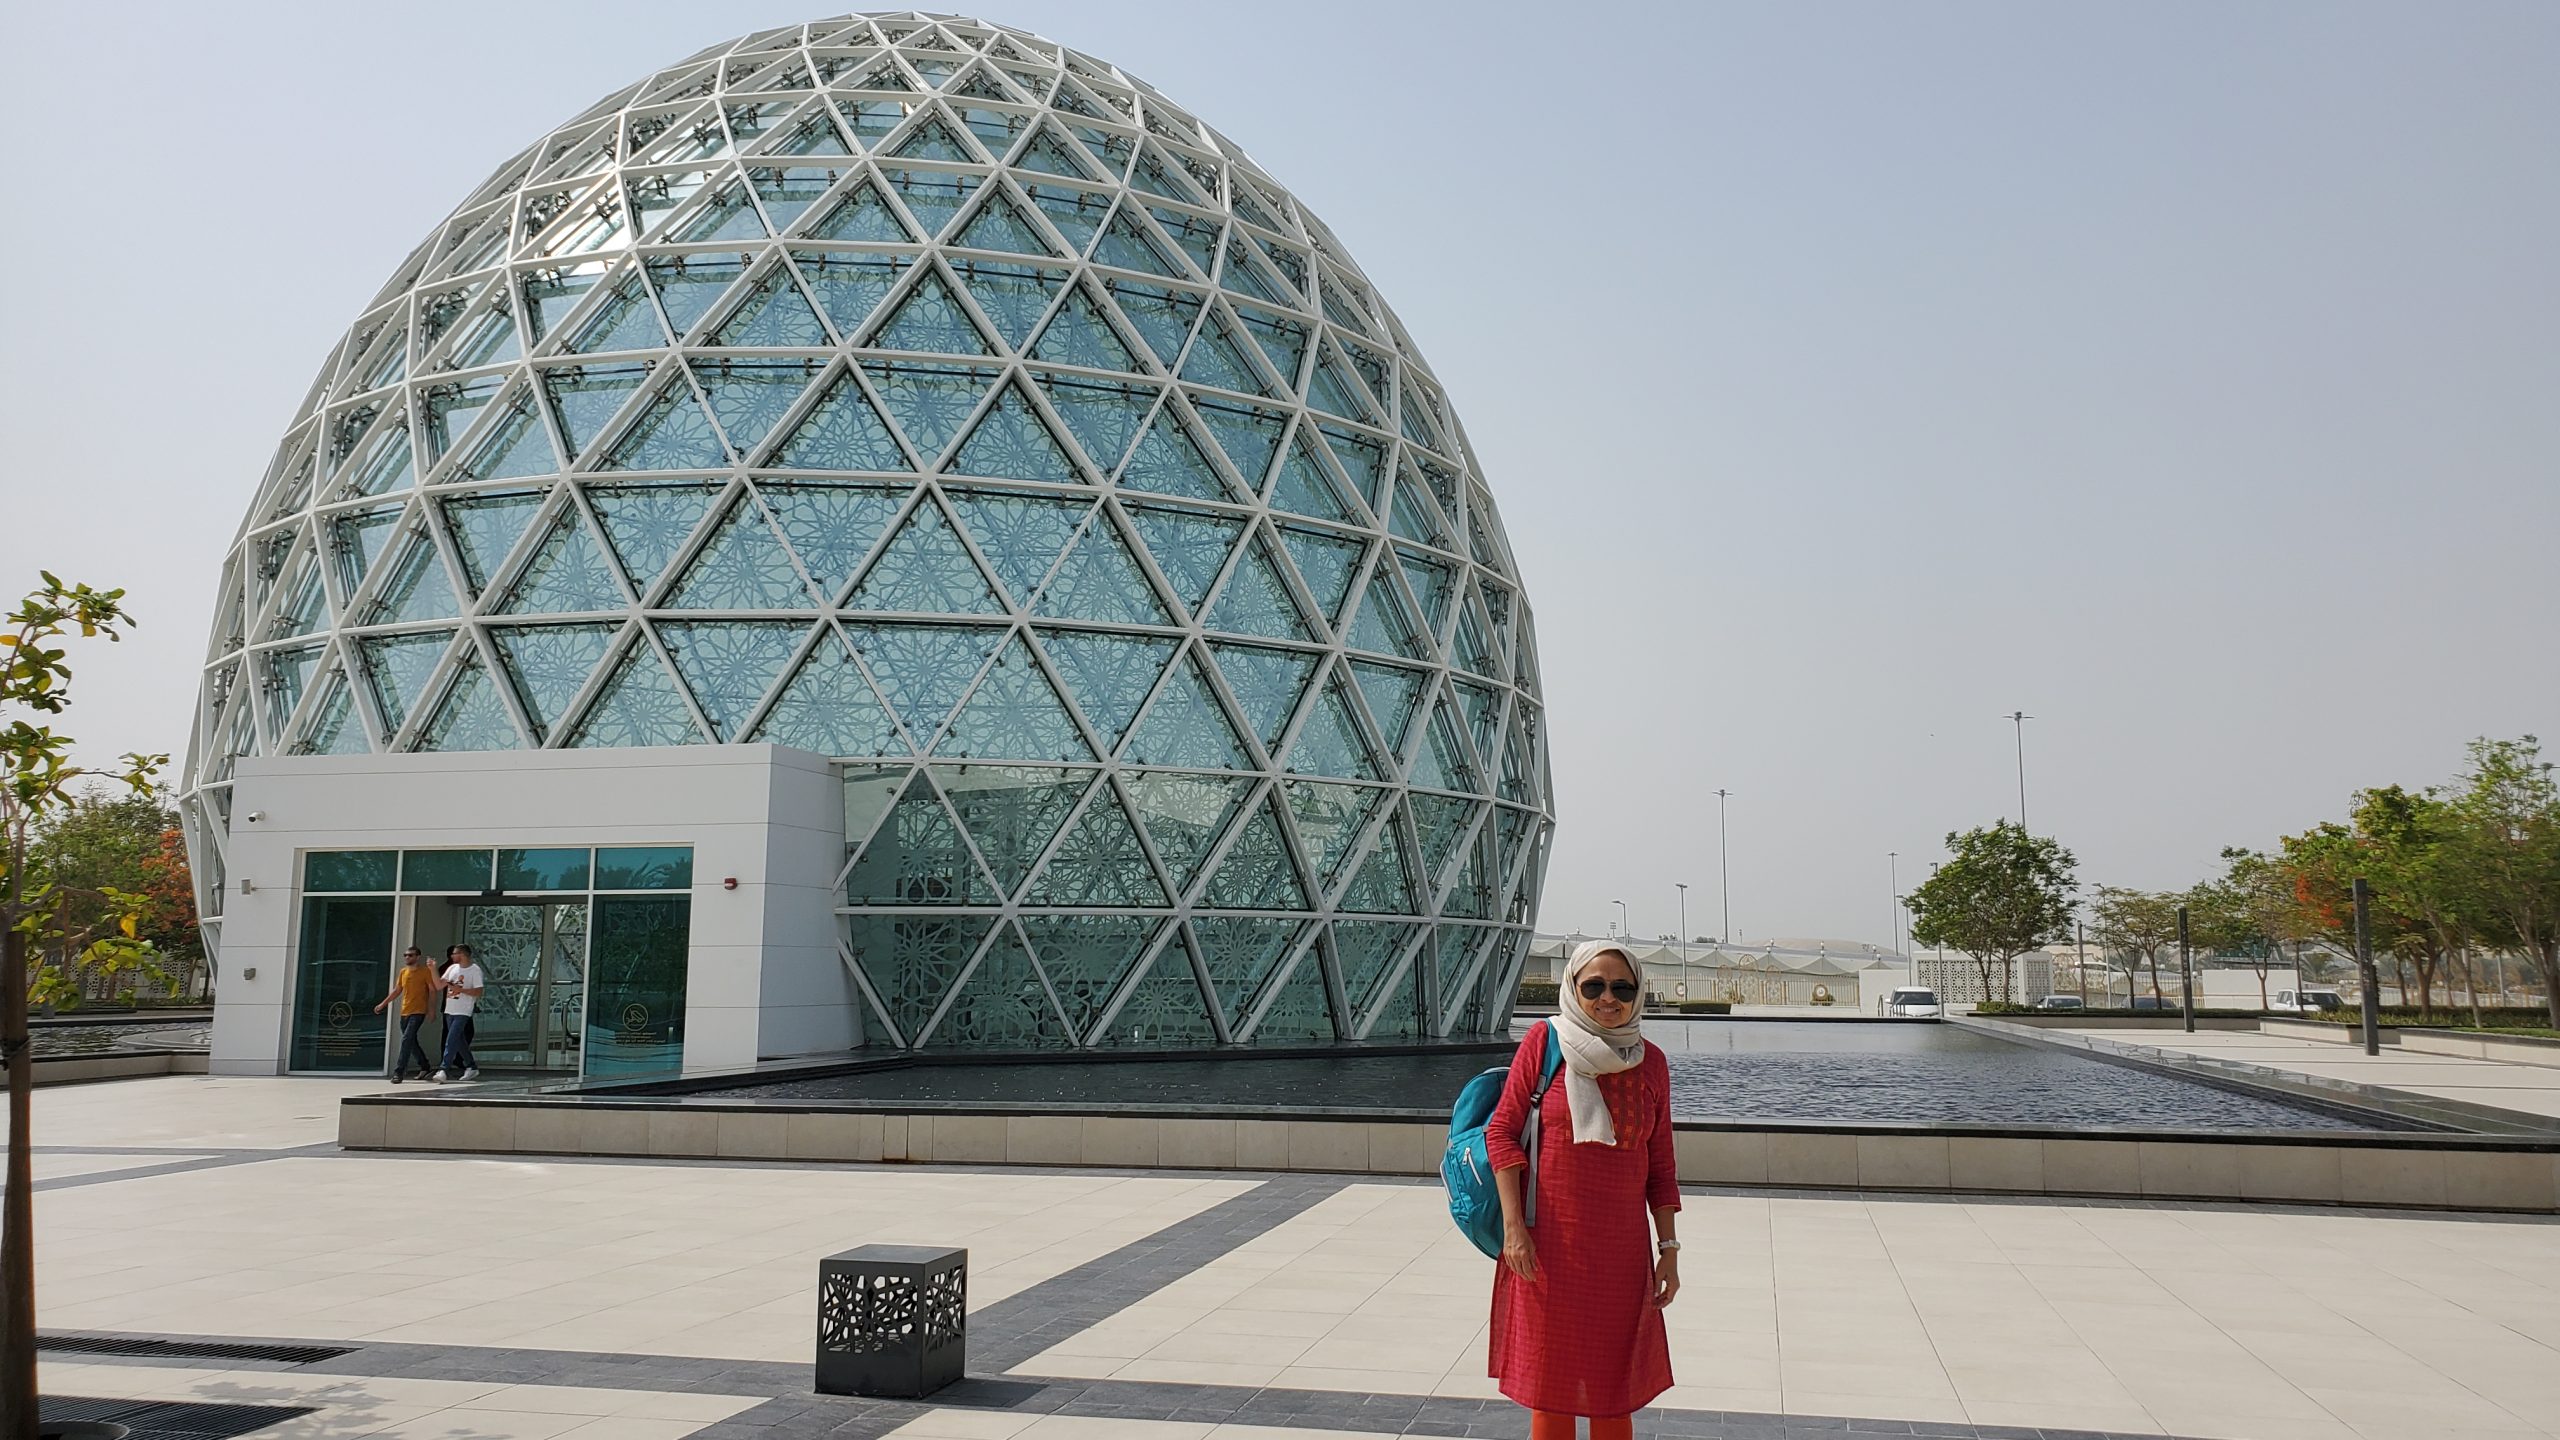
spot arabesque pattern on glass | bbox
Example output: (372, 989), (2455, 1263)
(180, 10), (1551, 1051)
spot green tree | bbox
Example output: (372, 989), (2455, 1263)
(2091, 886), (2182, 1005)
(4, 576), (163, 1439)
(2278, 820), (2423, 1006)
(1905, 822), (2076, 1006)
(27, 787), (200, 1002)
(2445, 737), (2560, 1028)
(2351, 785), (2480, 1023)
(2189, 848), (2318, 1012)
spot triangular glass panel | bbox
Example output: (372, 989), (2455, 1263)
(1110, 941), (1219, 1048)
(1390, 470), (1451, 550)
(1121, 504), (1242, 615)
(1318, 424), (1387, 511)
(807, 179), (920, 241)
(523, 264), (604, 347)
(666, 494), (812, 609)
(489, 622), (617, 741)
(710, 267), (830, 348)
(843, 910), (993, 1047)
(1409, 794), (1479, 886)
(881, 167), (982, 237)
(1364, 950), (1424, 1040)
(1233, 306), (1308, 390)
(869, 267), (996, 356)
(501, 507), (624, 615)
(1021, 182), (1114, 253)
(847, 494), (1004, 615)
(958, 103), (1027, 153)
(1028, 284), (1139, 371)
(1268, 438), (1351, 523)
(838, 97), (915, 146)
(1146, 206), (1220, 279)
(564, 274), (668, 355)
(889, 112), (978, 162)
(1452, 600), (1502, 681)
(1035, 512), (1171, 626)
(931, 921), (1071, 1050)
(422, 376), (507, 462)
(1219, 242), (1287, 307)
(454, 399), (560, 483)
(1345, 570), (1428, 662)
(1115, 402), (1235, 502)
(1201, 794), (1306, 909)
(586, 482), (717, 598)
(1397, 547), (1457, 636)
(946, 379), (1079, 480)
(950, 186), (1057, 256)
(1125, 772), (1252, 894)
(1191, 917), (1304, 1030)
(358, 631), (453, 735)
(1092, 204), (1183, 278)
(542, 363), (649, 459)
(756, 482), (905, 600)
(794, 252), (911, 339)
(1025, 784), (1168, 907)
(1339, 826), (1418, 915)
(1203, 532), (1313, 643)
(1034, 373), (1154, 473)
(1277, 525), (1363, 626)
(751, 629), (907, 756)
(1207, 642), (1317, 752)
(1190, 399), (1285, 491)
(600, 378), (731, 471)
(1131, 144), (1201, 204)
(842, 778), (998, 906)
(346, 424), (416, 497)
(1412, 693), (1478, 793)
(440, 490), (547, 597)
(860, 361), (1000, 464)
(329, 505), (404, 599)
(1347, 659), (1426, 756)
(937, 639), (1095, 761)
(1035, 629), (1177, 750)
(645, 255), (748, 339)
(1178, 310), (1270, 396)
(670, 181), (768, 244)
(1099, 279), (1200, 368)
(1455, 678), (1503, 765)
(773, 369), (912, 471)
(772, 109), (853, 156)
(1442, 838), (1493, 920)
(1306, 344), (1377, 424)
(942, 489), (1087, 604)
(415, 656), (524, 753)
(1011, 123), (1097, 180)
(842, 622), (1004, 747)
(1125, 651), (1251, 770)
(659, 620), (806, 738)
(1284, 779), (1386, 896)
(848, 60), (917, 95)
(691, 358), (823, 456)
(367, 533), (461, 625)
(1022, 914), (1159, 1043)
(1282, 678), (1379, 780)
(950, 259), (1066, 349)
(938, 764), (1089, 896)
(1248, 944), (1335, 1044)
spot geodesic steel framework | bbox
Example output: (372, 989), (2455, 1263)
(181, 11), (1553, 1052)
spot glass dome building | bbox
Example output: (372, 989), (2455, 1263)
(183, 11), (1551, 1077)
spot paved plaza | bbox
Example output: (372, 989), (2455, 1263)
(13, 1076), (2560, 1439)
(2051, 1029), (2560, 1125)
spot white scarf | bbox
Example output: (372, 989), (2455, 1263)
(1553, 941), (1647, 1145)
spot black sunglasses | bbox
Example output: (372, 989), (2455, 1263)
(1578, 978), (1641, 1002)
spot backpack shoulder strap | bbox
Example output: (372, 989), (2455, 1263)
(1531, 1018), (1563, 1096)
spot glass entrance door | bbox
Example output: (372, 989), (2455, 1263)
(289, 897), (395, 1072)
(454, 901), (588, 1073)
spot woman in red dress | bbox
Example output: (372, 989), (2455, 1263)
(1485, 940), (1681, 1440)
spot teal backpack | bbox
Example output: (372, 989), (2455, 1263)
(1442, 1019), (1564, 1259)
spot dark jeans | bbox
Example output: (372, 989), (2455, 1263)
(392, 1013), (432, 1076)
(440, 1014), (477, 1073)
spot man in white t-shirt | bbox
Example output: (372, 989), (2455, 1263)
(435, 944), (486, 1083)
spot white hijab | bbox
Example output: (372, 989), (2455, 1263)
(1553, 940), (1647, 1145)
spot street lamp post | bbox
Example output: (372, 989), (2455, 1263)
(1675, 882), (1690, 1000)
(2007, 711), (2033, 828)
(1714, 788), (1732, 941)
(1612, 898), (1627, 939)
(1888, 852), (1899, 958)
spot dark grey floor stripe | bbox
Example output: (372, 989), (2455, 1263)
(30, 1143), (339, 1192)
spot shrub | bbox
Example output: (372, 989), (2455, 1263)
(1516, 979), (1558, 1008)
(1675, 1001), (1732, 1015)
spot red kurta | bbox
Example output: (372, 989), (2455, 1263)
(1483, 1026), (1679, 1418)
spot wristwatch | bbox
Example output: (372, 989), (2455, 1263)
(1655, 1239), (1682, 1253)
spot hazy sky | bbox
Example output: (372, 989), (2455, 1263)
(3, 2), (2552, 948)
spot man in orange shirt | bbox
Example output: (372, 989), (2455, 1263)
(373, 946), (440, 1083)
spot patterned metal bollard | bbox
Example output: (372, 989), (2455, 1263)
(814, 1244), (967, 1398)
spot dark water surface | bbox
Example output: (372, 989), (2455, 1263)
(710, 1020), (2406, 1131)
(30, 1021), (210, 1057)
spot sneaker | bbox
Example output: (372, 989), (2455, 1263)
(433, 1070), (450, 1083)
(462, 1068), (481, 1081)
(390, 1071), (405, 1085)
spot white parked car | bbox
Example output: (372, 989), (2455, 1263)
(2273, 988), (2347, 1014)
(1884, 987), (1942, 1019)
(2034, 995), (2086, 1012)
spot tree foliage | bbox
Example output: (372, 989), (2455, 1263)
(1905, 822), (2077, 1005)
(2091, 886), (2182, 1004)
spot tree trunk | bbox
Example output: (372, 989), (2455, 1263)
(4, 924), (38, 1440)
(2465, 949), (2484, 1030)
(2146, 950), (2163, 1004)
(2541, 941), (2560, 1029)
(2392, 954), (2410, 1011)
